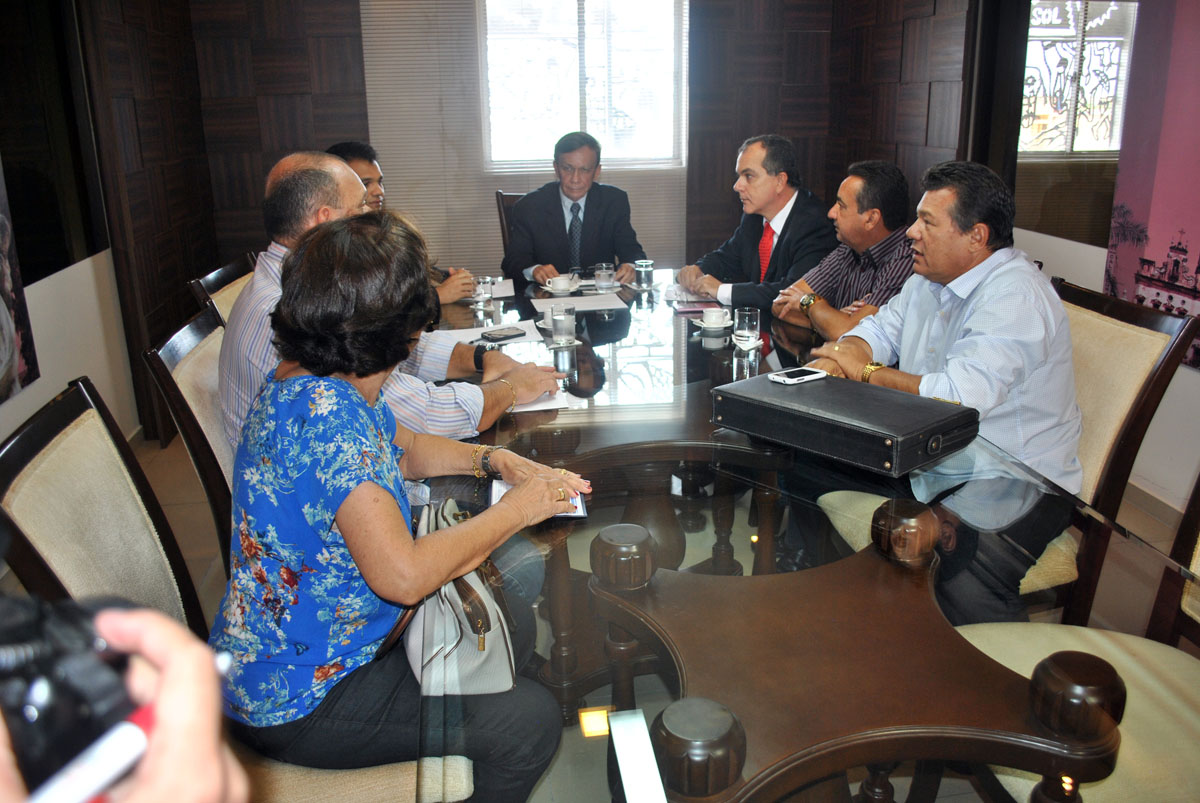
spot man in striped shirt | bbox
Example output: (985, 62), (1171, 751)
(219, 152), (562, 451)
(772, 161), (914, 341)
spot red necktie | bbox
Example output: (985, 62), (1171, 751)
(758, 221), (774, 282)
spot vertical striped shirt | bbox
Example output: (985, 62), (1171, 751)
(217, 242), (484, 452)
(797, 226), (914, 309)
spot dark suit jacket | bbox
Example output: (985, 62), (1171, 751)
(501, 181), (646, 290)
(696, 188), (838, 310)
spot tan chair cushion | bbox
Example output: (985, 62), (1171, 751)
(0, 410), (187, 622)
(818, 492), (1081, 594)
(1062, 302), (1170, 508)
(817, 490), (886, 552)
(173, 327), (234, 487)
(958, 622), (1200, 802)
(231, 741), (472, 803)
(212, 273), (253, 324)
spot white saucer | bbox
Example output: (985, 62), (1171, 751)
(540, 277), (582, 294)
(534, 318), (552, 330)
(690, 316), (732, 331)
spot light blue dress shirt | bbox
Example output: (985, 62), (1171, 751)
(846, 247), (1083, 495)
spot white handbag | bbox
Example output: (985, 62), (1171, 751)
(402, 500), (516, 696)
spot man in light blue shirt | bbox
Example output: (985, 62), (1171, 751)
(809, 161), (1082, 492)
(790, 161), (1081, 623)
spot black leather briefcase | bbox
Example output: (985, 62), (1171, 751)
(711, 374), (979, 477)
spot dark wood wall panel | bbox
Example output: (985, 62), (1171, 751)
(77, 0), (218, 441)
(686, 0), (835, 262)
(687, 0), (972, 262)
(827, 0), (970, 213)
(190, 0), (370, 263)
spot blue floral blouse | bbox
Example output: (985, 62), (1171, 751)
(209, 375), (410, 728)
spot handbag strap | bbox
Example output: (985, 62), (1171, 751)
(372, 606), (417, 661)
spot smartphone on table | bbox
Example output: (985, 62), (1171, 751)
(481, 325), (525, 343)
(767, 367), (827, 385)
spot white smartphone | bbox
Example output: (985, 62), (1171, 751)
(768, 367), (827, 385)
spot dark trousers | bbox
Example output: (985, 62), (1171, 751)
(781, 452), (1072, 626)
(230, 599), (560, 802)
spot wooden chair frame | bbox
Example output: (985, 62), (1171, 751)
(1052, 277), (1200, 624)
(143, 307), (231, 577)
(189, 254), (253, 324)
(0, 377), (208, 638)
(1146, 466), (1200, 646)
(495, 190), (523, 254)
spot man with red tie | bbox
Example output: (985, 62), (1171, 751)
(677, 134), (837, 310)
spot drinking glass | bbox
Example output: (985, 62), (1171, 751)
(733, 347), (759, 381)
(732, 307), (760, 350)
(551, 303), (576, 346)
(594, 267), (616, 291)
(472, 275), (493, 308)
(634, 259), (655, 289)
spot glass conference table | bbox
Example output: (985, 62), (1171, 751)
(424, 271), (1196, 801)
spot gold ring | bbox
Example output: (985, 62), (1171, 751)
(834, 345), (840, 351)
(557, 488), (567, 501)
(558, 468), (569, 475)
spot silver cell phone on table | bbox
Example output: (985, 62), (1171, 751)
(480, 325), (525, 342)
(767, 367), (827, 385)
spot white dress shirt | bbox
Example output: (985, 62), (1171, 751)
(715, 189), (798, 306)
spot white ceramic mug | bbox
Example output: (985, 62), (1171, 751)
(702, 307), (728, 327)
(548, 275), (572, 292)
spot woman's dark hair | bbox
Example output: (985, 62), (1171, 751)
(271, 210), (440, 377)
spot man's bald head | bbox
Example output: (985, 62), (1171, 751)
(262, 152), (367, 245)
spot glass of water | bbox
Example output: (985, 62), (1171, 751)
(732, 307), (760, 351)
(551, 303), (576, 346)
(594, 267), (616, 291)
(634, 259), (654, 289)
(472, 275), (493, 309)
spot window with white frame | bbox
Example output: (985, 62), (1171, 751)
(1019, 1), (1137, 154)
(480, 0), (685, 169)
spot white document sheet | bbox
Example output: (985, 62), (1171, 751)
(530, 294), (628, 313)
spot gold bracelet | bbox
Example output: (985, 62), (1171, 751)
(471, 444), (486, 479)
(497, 378), (517, 414)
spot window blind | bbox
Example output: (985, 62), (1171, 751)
(359, 0), (688, 275)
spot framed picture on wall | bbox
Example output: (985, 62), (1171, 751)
(0, 161), (41, 403)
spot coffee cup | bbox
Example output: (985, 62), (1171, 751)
(701, 308), (728, 327)
(548, 275), (572, 292)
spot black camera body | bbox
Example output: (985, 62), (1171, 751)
(0, 595), (136, 791)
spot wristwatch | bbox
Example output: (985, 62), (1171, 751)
(798, 292), (824, 312)
(473, 343), (496, 372)
(860, 361), (885, 383)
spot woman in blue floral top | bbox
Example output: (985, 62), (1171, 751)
(210, 211), (588, 801)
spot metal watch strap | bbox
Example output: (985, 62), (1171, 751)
(860, 362), (885, 383)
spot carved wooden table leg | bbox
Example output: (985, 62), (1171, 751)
(852, 763), (899, 803)
(752, 471), (780, 575)
(621, 464), (686, 569)
(541, 521), (580, 722)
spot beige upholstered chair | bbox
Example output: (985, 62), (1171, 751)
(189, 255), (254, 325)
(144, 308), (233, 574)
(0, 377), (208, 637)
(232, 745), (472, 803)
(0, 378), (474, 801)
(818, 278), (1199, 623)
(948, 464), (1200, 801)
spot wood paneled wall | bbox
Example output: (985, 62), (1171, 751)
(189, 0), (370, 262)
(77, 0), (217, 440)
(686, 0), (972, 261)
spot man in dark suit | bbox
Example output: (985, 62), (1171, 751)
(501, 131), (646, 291)
(677, 134), (838, 310)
